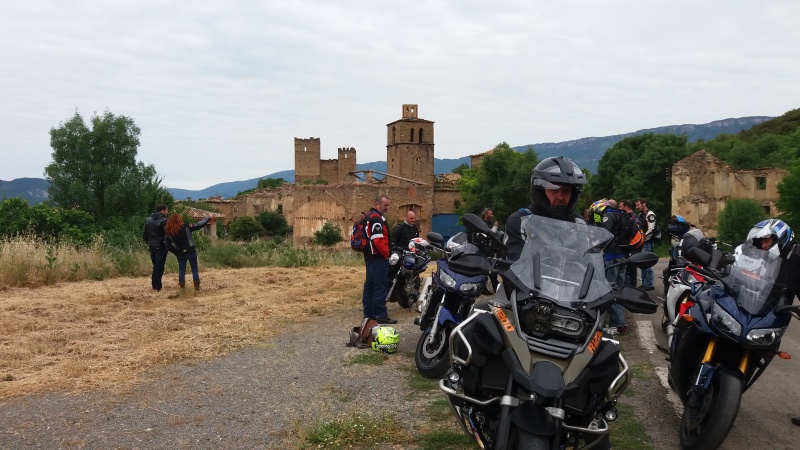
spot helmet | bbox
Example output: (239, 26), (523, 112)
(745, 219), (794, 256)
(530, 156), (587, 221)
(666, 215), (690, 238)
(589, 199), (611, 225)
(408, 237), (429, 251)
(371, 326), (399, 353)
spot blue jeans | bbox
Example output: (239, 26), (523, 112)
(177, 253), (200, 283)
(605, 257), (627, 327)
(362, 257), (389, 319)
(149, 246), (168, 290)
(640, 240), (654, 288)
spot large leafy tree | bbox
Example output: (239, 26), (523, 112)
(590, 133), (691, 228)
(716, 197), (766, 247)
(45, 110), (172, 222)
(776, 163), (800, 231)
(456, 143), (539, 225)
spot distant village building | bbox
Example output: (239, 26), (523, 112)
(204, 104), (463, 244)
(671, 150), (787, 237)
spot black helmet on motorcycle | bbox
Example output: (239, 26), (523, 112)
(530, 156), (587, 221)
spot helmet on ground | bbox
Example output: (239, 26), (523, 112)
(745, 219), (794, 256)
(530, 156), (587, 221)
(371, 326), (399, 353)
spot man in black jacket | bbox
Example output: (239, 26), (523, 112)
(142, 204), (169, 291)
(392, 210), (419, 250)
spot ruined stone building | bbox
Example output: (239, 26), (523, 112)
(204, 104), (462, 244)
(671, 150), (787, 236)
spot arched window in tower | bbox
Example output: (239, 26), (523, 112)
(419, 128), (423, 143)
(410, 128), (415, 142)
(392, 126), (396, 145)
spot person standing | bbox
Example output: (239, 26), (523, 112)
(636, 198), (657, 291)
(602, 199), (629, 335)
(165, 213), (212, 291)
(620, 200), (639, 287)
(391, 210), (420, 250)
(362, 195), (396, 324)
(142, 204), (169, 291)
(481, 208), (499, 232)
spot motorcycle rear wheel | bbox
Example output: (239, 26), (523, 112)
(414, 324), (453, 378)
(678, 369), (743, 450)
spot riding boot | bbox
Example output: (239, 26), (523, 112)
(193, 281), (201, 291)
(179, 281), (186, 290)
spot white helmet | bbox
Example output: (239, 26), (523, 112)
(745, 219), (794, 256)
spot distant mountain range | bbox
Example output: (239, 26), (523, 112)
(1, 116), (772, 205)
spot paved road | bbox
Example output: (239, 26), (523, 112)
(626, 259), (800, 450)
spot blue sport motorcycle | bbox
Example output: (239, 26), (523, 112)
(668, 243), (800, 450)
(414, 230), (496, 378)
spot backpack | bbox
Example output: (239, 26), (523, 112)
(614, 211), (645, 252)
(350, 212), (369, 252)
(346, 317), (379, 349)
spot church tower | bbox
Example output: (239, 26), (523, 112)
(386, 104), (434, 186)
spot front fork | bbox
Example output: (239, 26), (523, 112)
(690, 337), (750, 397)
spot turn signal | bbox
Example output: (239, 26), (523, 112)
(681, 314), (694, 322)
(777, 351), (791, 360)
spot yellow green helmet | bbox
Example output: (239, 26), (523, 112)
(371, 326), (399, 353)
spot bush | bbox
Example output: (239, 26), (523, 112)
(256, 211), (290, 236)
(717, 197), (766, 247)
(313, 222), (344, 247)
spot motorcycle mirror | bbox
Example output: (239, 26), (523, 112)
(615, 285), (659, 314)
(462, 212), (504, 246)
(685, 247), (712, 267)
(426, 231), (444, 246)
(628, 251), (659, 269)
(447, 252), (492, 276)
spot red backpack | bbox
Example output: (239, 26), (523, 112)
(350, 213), (369, 252)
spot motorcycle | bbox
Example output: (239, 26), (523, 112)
(668, 243), (800, 450)
(440, 213), (659, 450)
(386, 237), (432, 308)
(414, 229), (502, 379)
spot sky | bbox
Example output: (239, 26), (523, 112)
(2, 1), (799, 190)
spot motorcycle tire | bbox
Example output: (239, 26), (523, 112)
(508, 428), (549, 450)
(678, 369), (743, 450)
(414, 324), (453, 378)
(660, 311), (669, 332)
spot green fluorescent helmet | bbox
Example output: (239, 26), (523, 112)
(371, 326), (399, 353)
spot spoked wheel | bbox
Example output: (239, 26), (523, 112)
(679, 370), (743, 450)
(415, 324), (452, 378)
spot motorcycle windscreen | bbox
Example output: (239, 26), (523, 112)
(511, 215), (614, 308)
(728, 244), (783, 315)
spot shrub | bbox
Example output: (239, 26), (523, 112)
(228, 216), (264, 241)
(256, 211), (290, 236)
(313, 222), (344, 247)
(717, 197), (766, 247)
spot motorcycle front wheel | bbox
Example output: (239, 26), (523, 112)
(678, 369), (743, 450)
(414, 324), (453, 378)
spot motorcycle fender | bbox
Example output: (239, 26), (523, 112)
(437, 307), (461, 326)
(511, 402), (557, 436)
(691, 363), (717, 396)
(523, 358), (565, 398)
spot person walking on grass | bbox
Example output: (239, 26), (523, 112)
(143, 204), (169, 291)
(165, 213), (213, 291)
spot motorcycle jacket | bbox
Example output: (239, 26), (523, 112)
(391, 221), (419, 250)
(142, 212), (168, 249)
(504, 204), (586, 261)
(641, 209), (657, 241)
(364, 208), (390, 260)
(601, 208), (626, 259)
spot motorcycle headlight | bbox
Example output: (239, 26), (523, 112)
(746, 328), (784, 347)
(389, 253), (400, 265)
(711, 303), (742, 337)
(459, 282), (482, 296)
(438, 271), (456, 289)
(550, 315), (584, 336)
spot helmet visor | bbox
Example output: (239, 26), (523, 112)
(532, 178), (565, 190)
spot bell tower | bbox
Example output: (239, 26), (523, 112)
(385, 104), (435, 186)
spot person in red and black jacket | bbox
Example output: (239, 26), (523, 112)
(362, 195), (397, 324)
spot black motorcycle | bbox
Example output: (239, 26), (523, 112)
(386, 238), (432, 308)
(440, 213), (658, 450)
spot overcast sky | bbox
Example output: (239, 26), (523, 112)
(2, 1), (799, 190)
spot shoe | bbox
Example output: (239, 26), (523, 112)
(642, 286), (654, 291)
(375, 317), (397, 324)
(616, 326), (629, 335)
(792, 416), (800, 426)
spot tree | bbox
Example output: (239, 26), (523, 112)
(716, 197), (766, 247)
(45, 110), (172, 222)
(776, 163), (800, 231)
(228, 216), (264, 241)
(457, 143), (539, 224)
(313, 222), (343, 246)
(256, 211), (290, 236)
(451, 163), (469, 175)
(257, 178), (286, 189)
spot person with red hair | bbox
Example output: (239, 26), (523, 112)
(165, 213), (212, 291)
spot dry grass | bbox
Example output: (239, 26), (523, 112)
(0, 265), (365, 400)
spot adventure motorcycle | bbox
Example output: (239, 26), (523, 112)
(440, 213), (659, 450)
(387, 237), (432, 308)
(668, 244), (800, 450)
(414, 229), (502, 379)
